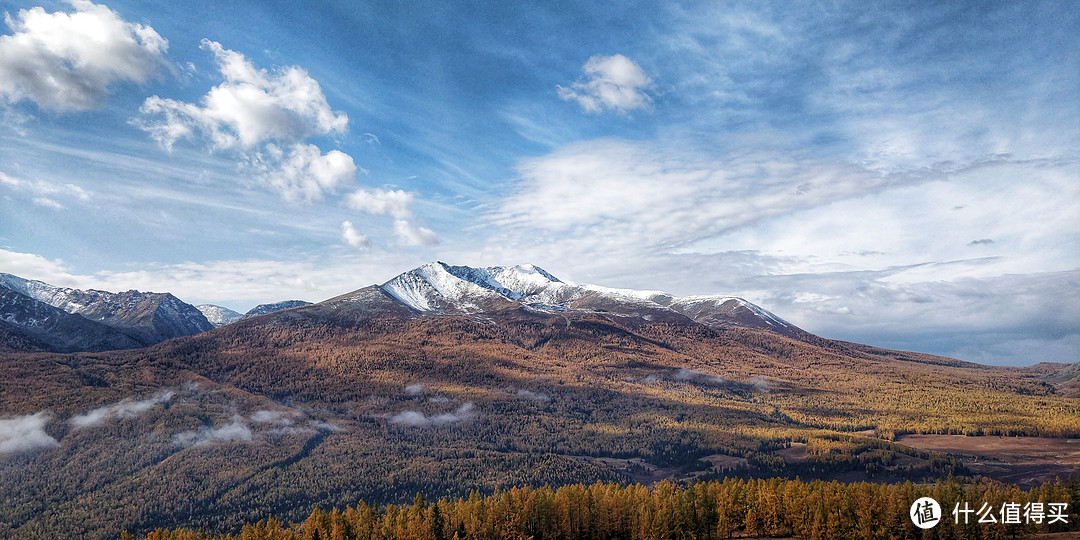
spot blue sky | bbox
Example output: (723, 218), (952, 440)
(1, 0), (1077, 366)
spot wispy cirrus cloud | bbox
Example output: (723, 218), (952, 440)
(477, 137), (1079, 366)
(0, 0), (168, 111)
(0, 170), (91, 211)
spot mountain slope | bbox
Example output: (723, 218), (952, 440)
(1, 262), (1076, 539)
(0, 287), (143, 352)
(0, 273), (212, 347)
(196, 305), (243, 327)
(374, 262), (796, 336)
(242, 300), (313, 318)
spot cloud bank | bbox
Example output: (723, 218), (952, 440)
(173, 415), (253, 447)
(69, 391), (175, 428)
(389, 403), (475, 427)
(481, 138), (1079, 366)
(0, 412), (58, 454)
(0, 0), (168, 111)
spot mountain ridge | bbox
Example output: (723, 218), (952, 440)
(373, 261), (802, 337)
(0, 273), (212, 350)
(1, 264), (1077, 539)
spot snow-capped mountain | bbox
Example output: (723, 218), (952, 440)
(375, 262), (800, 335)
(242, 300), (313, 318)
(0, 273), (213, 346)
(196, 304), (244, 327)
(0, 286), (143, 352)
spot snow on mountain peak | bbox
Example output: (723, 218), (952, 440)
(196, 304), (243, 327)
(379, 262), (569, 313)
(376, 262), (796, 335)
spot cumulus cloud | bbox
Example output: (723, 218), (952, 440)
(69, 390), (174, 428)
(0, 412), (58, 454)
(173, 415), (253, 447)
(251, 143), (357, 202)
(392, 219), (439, 247)
(340, 220), (369, 249)
(558, 54), (653, 114)
(404, 383), (425, 396)
(0, 0), (167, 111)
(138, 39), (345, 150)
(388, 403), (475, 427)
(345, 188), (439, 246)
(136, 39), (353, 202)
(345, 188), (414, 218)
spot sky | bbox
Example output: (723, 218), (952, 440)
(0, 0), (1077, 366)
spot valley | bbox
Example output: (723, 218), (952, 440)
(1, 263), (1077, 538)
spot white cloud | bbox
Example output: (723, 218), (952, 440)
(249, 409), (294, 425)
(173, 415), (253, 447)
(475, 137), (1080, 366)
(404, 383), (425, 396)
(0, 0), (167, 111)
(344, 188), (413, 218)
(515, 389), (550, 402)
(345, 188), (439, 246)
(0, 171), (91, 208)
(252, 143), (356, 202)
(69, 391), (174, 428)
(0, 412), (58, 454)
(493, 140), (1077, 282)
(0, 247), (420, 308)
(136, 40), (353, 202)
(558, 54), (653, 114)
(138, 39), (345, 150)
(673, 368), (731, 387)
(340, 220), (369, 249)
(31, 197), (63, 210)
(494, 139), (892, 246)
(388, 403), (475, 427)
(0, 249), (84, 288)
(392, 219), (439, 247)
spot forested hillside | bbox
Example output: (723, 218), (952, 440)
(135, 477), (1080, 540)
(2, 291), (1078, 538)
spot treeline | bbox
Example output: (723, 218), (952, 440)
(132, 476), (1078, 540)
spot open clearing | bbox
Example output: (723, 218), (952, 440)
(897, 435), (1080, 486)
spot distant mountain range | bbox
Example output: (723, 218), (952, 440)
(0, 273), (212, 352)
(0, 262), (803, 352)
(196, 301), (314, 328)
(1, 262), (1077, 539)
(376, 262), (801, 335)
(0, 274), (310, 352)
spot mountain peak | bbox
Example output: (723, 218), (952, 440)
(372, 262), (798, 336)
(0, 273), (213, 349)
